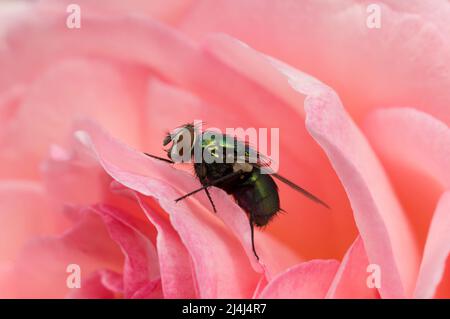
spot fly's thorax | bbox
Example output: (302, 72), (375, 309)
(198, 131), (253, 166)
(198, 131), (223, 164)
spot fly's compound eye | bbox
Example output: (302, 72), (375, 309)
(163, 134), (172, 146)
(168, 127), (195, 162)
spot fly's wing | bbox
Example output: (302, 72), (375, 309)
(240, 140), (330, 209)
(270, 173), (330, 209)
(204, 132), (267, 165)
(206, 131), (329, 208)
(230, 137), (272, 167)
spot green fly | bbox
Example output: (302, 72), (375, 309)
(145, 123), (329, 259)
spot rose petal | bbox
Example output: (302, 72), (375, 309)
(0, 180), (68, 262)
(0, 85), (24, 132)
(253, 231), (303, 280)
(251, 276), (269, 299)
(0, 57), (146, 179)
(10, 210), (124, 298)
(131, 279), (163, 299)
(258, 260), (339, 299)
(66, 270), (121, 299)
(326, 236), (379, 299)
(261, 58), (420, 297)
(0, 0), (30, 39)
(91, 204), (160, 299)
(364, 107), (449, 188)
(42, 142), (159, 237)
(0, 11), (197, 92)
(179, 0), (450, 125)
(434, 257), (450, 299)
(42, 145), (109, 208)
(9, 203), (159, 298)
(74, 119), (261, 298)
(0, 262), (14, 298)
(3, 12), (351, 261)
(39, 0), (194, 25)
(96, 269), (124, 293)
(198, 35), (419, 297)
(414, 191), (450, 298)
(144, 36), (356, 261)
(364, 108), (450, 248)
(113, 186), (197, 298)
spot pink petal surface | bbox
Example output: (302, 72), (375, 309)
(0, 57), (146, 179)
(182, 33), (419, 298)
(179, 0), (450, 125)
(42, 144), (109, 208)
(77, 118), (305, 296)
(364, 108), (450, 248)
(121, 183), (302, 297)
(8, 210), (124, 298)
(5, 202), (160, 298)
(326, 236), (379, 299)
(42, 142), (159, 240)
(91, 205), (160, 299)
(0, 85), (24, 133)
(434, 257), (450, 298)
(131, 279), (163, 299)
(264, 57), (420, 297)
(95, 269), (124, 293)
(0, 180), (67, 262)
(0, 263), (15, 298)
(258, 260), (339, 299)
(74, 119), (262, 298)
(0, 11), (196, 93)
(414, 192), (450, 298)
(40, 0), (194, 25)
(0, 1), (29, 37)
(253, 231), (302, 280)
(66, 270), (120, 299)
(251, 276), (269, 299)
(112, 186), (197, 299)
(364, 108), (450, 189)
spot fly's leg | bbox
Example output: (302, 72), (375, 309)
(175, 170), (243, 202)
(204, 188), (217, 213)
(145, 152), (218, 213)
(144, 152), (174, 164)
(249, 214), (259, 260)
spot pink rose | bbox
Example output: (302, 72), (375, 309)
(0, 0), (449, 298)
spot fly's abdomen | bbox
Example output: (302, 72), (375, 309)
(232, 171), (280, 227)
